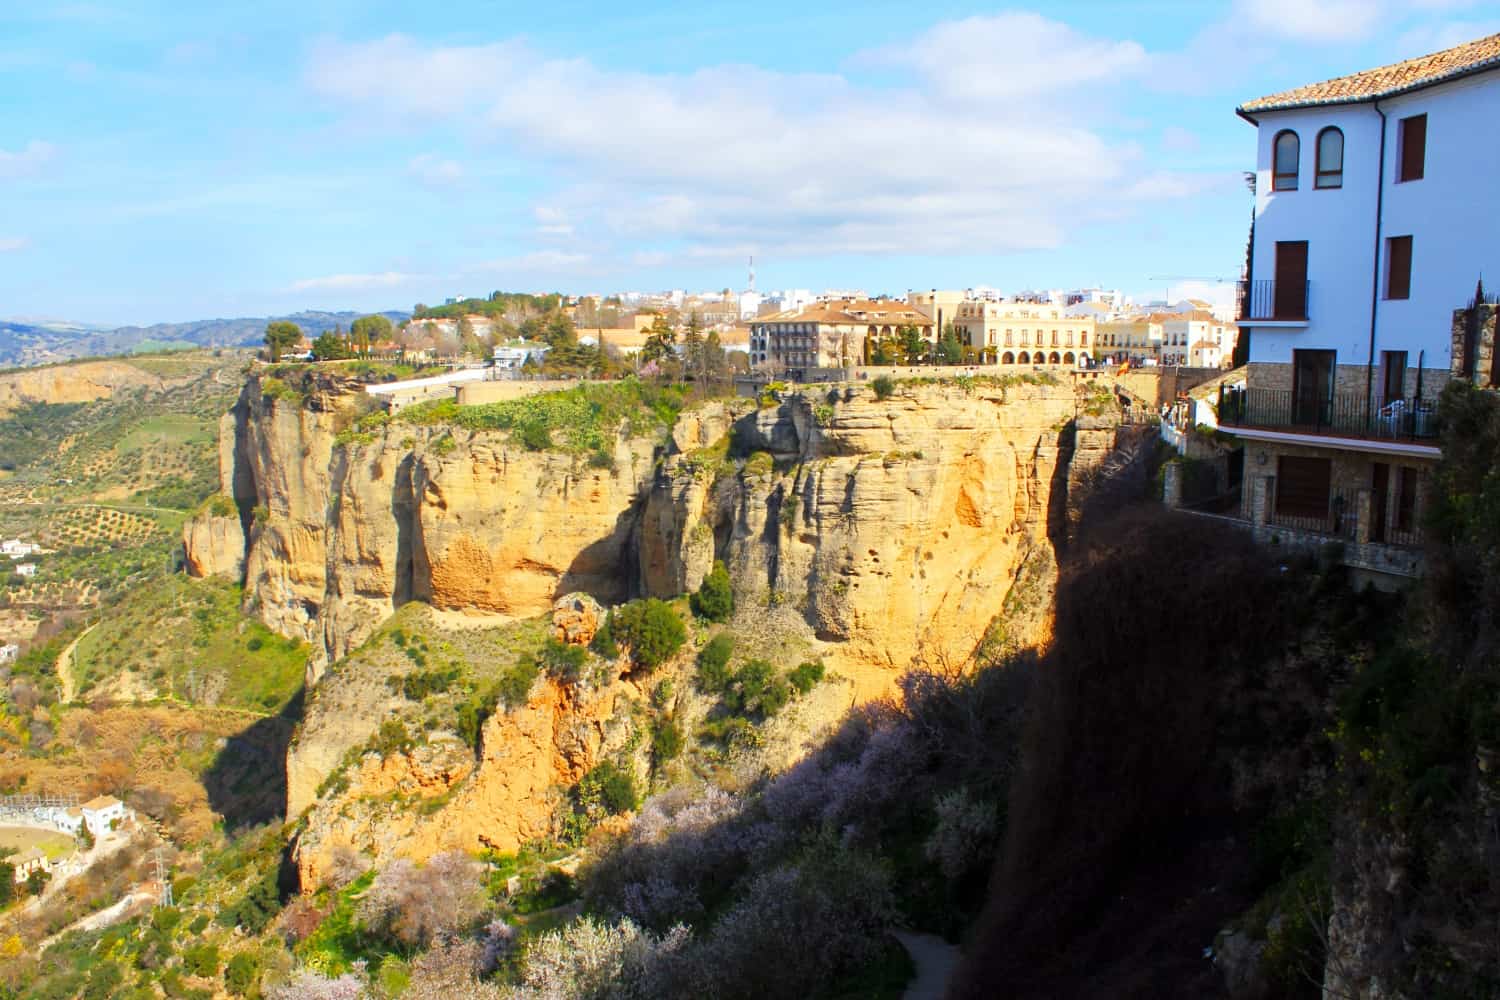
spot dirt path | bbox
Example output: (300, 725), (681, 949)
(895, 930), (960, 1000)
(54, 622), (96, 704)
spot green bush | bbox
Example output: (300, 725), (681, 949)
(591, 611), (619, 659)
(537, 638), (587, 685)
(612, 599), (686, 670)
(579, 760), (639, 815)
(690, 560), (734, 622)
(494, 656), (541, 709)
(872, 375), (895, 400)
(727, 659), (792, 718)
(82, 962), (124, 1000)
(391, 665), (460, 701)
(224, 952), (260, 996)
(182, 942), (220, 978)
(371, 719), (415, 757)
(696, 633), (735, 692)
(651, 717), (684, 763)
(217, 869), (281, 934)
(788, 660), (825, 694)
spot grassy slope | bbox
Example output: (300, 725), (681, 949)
(71, 575), (308, 712)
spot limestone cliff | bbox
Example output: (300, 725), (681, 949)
(191, 374), (1120, 679)
(190, 372), (1144, 880)
(0, 358), (167, 416)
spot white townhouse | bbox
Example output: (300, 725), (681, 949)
(1220, 32), (1500, 580)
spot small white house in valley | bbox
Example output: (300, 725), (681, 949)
(80, 795), (127, 835)
(13, 564), (35, 578)
(0, 644), (17, 665)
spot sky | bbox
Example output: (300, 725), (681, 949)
(2, 1), (1498, 326)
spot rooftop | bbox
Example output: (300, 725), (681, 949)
(1240, 32), (1500, 113)
(82, 794), (122, 812)
(753, 299), (932, 327)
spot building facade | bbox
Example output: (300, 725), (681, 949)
(952, 300), (1094, 366)
(749, 300), (934, 371)
(1221, 32), (1500, 579)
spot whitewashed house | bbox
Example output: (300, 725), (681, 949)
(1221, 31), (1500, 580)
(80, 795), (127, 835)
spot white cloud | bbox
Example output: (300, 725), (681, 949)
(860, 13), (1149, 104)
(0, 140), (56, 180)
(406, 153), (465, 189)
(1232, 0), (1384, 42)
(0, 237), (30, 253)
(307, 17), (1203, 270)
(290, 271), (422, 292)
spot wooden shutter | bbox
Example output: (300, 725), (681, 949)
(1399, 115), (1426, 182)
(1276, 456), (1331, 519)
(1387, 237), (1413, 300)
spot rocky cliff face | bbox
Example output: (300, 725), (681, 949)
(0, 358), (168, 416)
(189, 374), (1116, 679)
(188, 372), (1140, 880)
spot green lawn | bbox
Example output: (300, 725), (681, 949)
(117, 413), (215, 452)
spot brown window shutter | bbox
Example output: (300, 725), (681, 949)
(1276, 456), (1332, 519)
(1387, 236), (1413, 300)
(1399, 115), (1426, 182)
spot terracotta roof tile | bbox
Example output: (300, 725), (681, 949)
(1241, 32), (1500, 113)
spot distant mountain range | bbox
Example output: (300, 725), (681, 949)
(0, 310), (410, 368)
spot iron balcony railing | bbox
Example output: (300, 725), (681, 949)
(1218, 387), (1439, 441)
(1269, 484), (1360, 540)
(1237, 279), (1310, 322)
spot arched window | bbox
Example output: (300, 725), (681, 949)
(1018, 351), (1031, 364)
(1315, 127), (1344, 189)
(1273, 130), (1300, 191)
(1049, 351), (1061, 365)
(1001, 351), (1015, 365)
(1063, 352), (1076, 365)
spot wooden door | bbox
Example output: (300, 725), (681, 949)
(1275, 241), (1309, 319)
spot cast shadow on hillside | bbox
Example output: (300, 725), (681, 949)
(204, 685), (305, 833)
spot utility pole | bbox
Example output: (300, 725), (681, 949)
(154, 847), (172, 907)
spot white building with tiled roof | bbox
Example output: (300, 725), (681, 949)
(80, 794), (127, 836)
(1221, 31), (1500, 580)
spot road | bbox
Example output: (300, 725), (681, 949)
(53, 622), (97, 704)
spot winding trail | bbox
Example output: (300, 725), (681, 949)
(53, 622), (96, 704)
(895, 930), (960, 1000)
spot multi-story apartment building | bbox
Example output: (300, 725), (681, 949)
(1219, 32), (1500, 579)
(952, 300), (1094, 366)
(748, 299), (934, 371)
(1097, 310), (1238, 367)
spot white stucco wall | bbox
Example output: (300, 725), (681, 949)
(1247, 69), (1500, 371)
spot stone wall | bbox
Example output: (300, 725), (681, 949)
(1451, 300), (1498, 389)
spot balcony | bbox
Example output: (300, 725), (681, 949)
(1218, 386), (1439, 443)
(1237, 279), (1310, 323)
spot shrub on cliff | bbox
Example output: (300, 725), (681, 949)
(611, 599), (685, 671)
(690, 561), (734, 622)
(871, 375), (895, 400)
(725, 659), (790, 719)
(356, 853), (486, 950)
(695, 634), (734, 692)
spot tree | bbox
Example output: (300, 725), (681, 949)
(264, 321), (302, 361)
(900, 325), (927, 365)
(458, 317), (484, 358)
(696, 633), (735, 692)
(543, 310), (577, 348)
(702, 329), (728, 389)
(225, 953), (261, 997)
(639, 315), (676, 367)
(691, 561), (734, 622)
(871, 338), (896, 366)
(680, 312), (705, 385)
(611, 599), (686, 670)
(937, 324), (964, 365)
(311, 332), (352, 361)
(357, 853), (486, 950)
(351, 314), (393, 355)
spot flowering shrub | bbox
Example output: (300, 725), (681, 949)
(356, 852), (486, 949)
(265, 970), (366, 1000)
(924, 788), (1000, 881)
(505, 916), (690, 1000)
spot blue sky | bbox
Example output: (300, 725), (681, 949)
(2, 1), (1498, 326)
